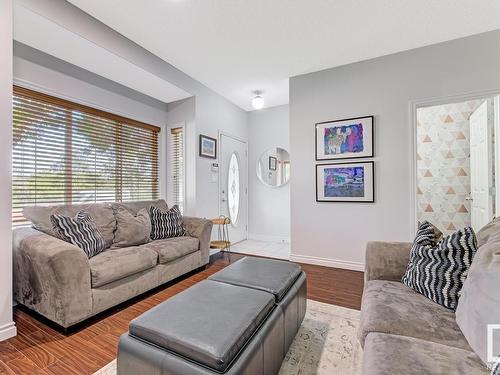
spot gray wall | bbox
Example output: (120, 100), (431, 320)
(248, 105), (290, 242)
(0, 0), (16, 341)
(290, 29), (500, 270)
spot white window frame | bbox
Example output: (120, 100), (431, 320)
(166, 122), (186, 213)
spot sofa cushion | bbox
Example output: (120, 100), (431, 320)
(89, 246), (158, 287)
(359, 280), (471, 351)
(143, 236), (199, 264)
(363, 333), (489, 375)
(24, 202), (116, 248)
(456, 232), (500, 366)
(129, 280), (275, 372)
(112, 207), (151, 248)
(209, 256), (302, 302)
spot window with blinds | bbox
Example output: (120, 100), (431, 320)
(170, 127), (184, 213)
(13, 86), (160, 226)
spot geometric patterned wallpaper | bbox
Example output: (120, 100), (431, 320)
(416, 99), (484, 234)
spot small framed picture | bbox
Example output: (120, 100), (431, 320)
(315, 115), (374, 160)
(199, 134), (217, 159)
(316, 161), (374, 202)
(269, 156), (277, 171)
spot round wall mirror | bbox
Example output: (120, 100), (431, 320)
(256, 147), (290, 187)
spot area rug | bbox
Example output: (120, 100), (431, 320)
(93, 299), (362, 375)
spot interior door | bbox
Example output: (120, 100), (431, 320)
(470, 100), (494, 232)
(219, 133), (248, 244)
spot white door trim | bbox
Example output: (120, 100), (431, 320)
(218, 130), (249, 240)
(165, 121), (186, 210)
(408, 88), (500, 238)
(495, 96), (500, 216)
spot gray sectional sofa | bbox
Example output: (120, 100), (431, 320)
(359, 218), (500, 375)
(13, 199), (212, 329)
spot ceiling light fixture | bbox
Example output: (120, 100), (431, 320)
(251, 91), (265, 110)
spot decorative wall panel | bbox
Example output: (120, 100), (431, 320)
(416, 100), (483, 234)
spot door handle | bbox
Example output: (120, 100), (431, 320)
(465, 196), (473, 201)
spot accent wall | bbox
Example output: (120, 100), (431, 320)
(289, 30), (500, 270)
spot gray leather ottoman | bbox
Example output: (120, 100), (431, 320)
(117, 257), (306, 375)
(209, 256), (307, 349)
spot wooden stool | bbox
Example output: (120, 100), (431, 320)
(210, 216), (231, 251)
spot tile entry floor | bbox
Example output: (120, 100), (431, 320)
(226, 239), (291, 260)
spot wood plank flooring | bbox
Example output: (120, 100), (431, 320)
(0, 252), (364, 374)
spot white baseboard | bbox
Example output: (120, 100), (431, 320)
(290, 253), (364, 272)
(0, 322), (16, 341)
(248, 234), (290, 244)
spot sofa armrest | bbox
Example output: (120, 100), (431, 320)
(182, 217), (213, 264)
(13, 227), (92, 328)
(364, 241), (412, 284)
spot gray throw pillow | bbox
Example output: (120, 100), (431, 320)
(112, 207), (151, 248)
(476, 217), (500, 248)
(456, 232), (500, 368)
(150, 205), (185, 240)
(402, 221), (477, 310)
(51, 211), (107, 258)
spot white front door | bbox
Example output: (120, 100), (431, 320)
(219, 133), (248, 244)
(470, 100), (494, 232)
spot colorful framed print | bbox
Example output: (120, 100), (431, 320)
(269, 156), (277, 171)
(316, 161), (374, 202)
(199, 134), (217, 159)
(315, 115), (374, 160)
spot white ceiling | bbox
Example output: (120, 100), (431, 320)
(14, 3), (191, 105)
(69, 0), (500, 111)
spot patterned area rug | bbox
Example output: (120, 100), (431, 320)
(94, 299), (362, 375)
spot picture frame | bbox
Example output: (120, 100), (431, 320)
(316, 161), (374, 202)
(199, 134), (217, 159)
(315, 115), (374, 160)
(269, 156), (277, 171)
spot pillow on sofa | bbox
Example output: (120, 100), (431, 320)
(150, 205), (185, 240)
(51, 211), (107, 258)
(476, 217), (500, 248)
(456, 231), (500, 368)
(112, 207), (151, 248)
(402, 221), (478, 310)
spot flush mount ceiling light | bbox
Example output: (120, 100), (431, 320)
(251, 91), (264, 110)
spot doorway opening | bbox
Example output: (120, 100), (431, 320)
(415, 95), (500, 234)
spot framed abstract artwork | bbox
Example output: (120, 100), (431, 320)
(315, 115), (374, 160)
(199, 134), (217, 159)
(316, 161), (374, 202)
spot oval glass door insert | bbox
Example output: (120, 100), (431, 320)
(227, 152), (240, 225)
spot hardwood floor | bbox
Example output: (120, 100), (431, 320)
(0, 252), (364, 374)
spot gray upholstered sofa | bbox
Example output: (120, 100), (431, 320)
(13, 199), (212, 329)
(359, 219), (500, 375)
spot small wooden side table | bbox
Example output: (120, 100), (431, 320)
(210, 216), (231, 251)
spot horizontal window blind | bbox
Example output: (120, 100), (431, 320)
(13, 86), (160, 226)
(170, 127), (184, 213)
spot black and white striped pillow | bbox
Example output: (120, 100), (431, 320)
(51, 211), (107, 258)
(402, 221), (478, 310)
(150, 205), (185, 240)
